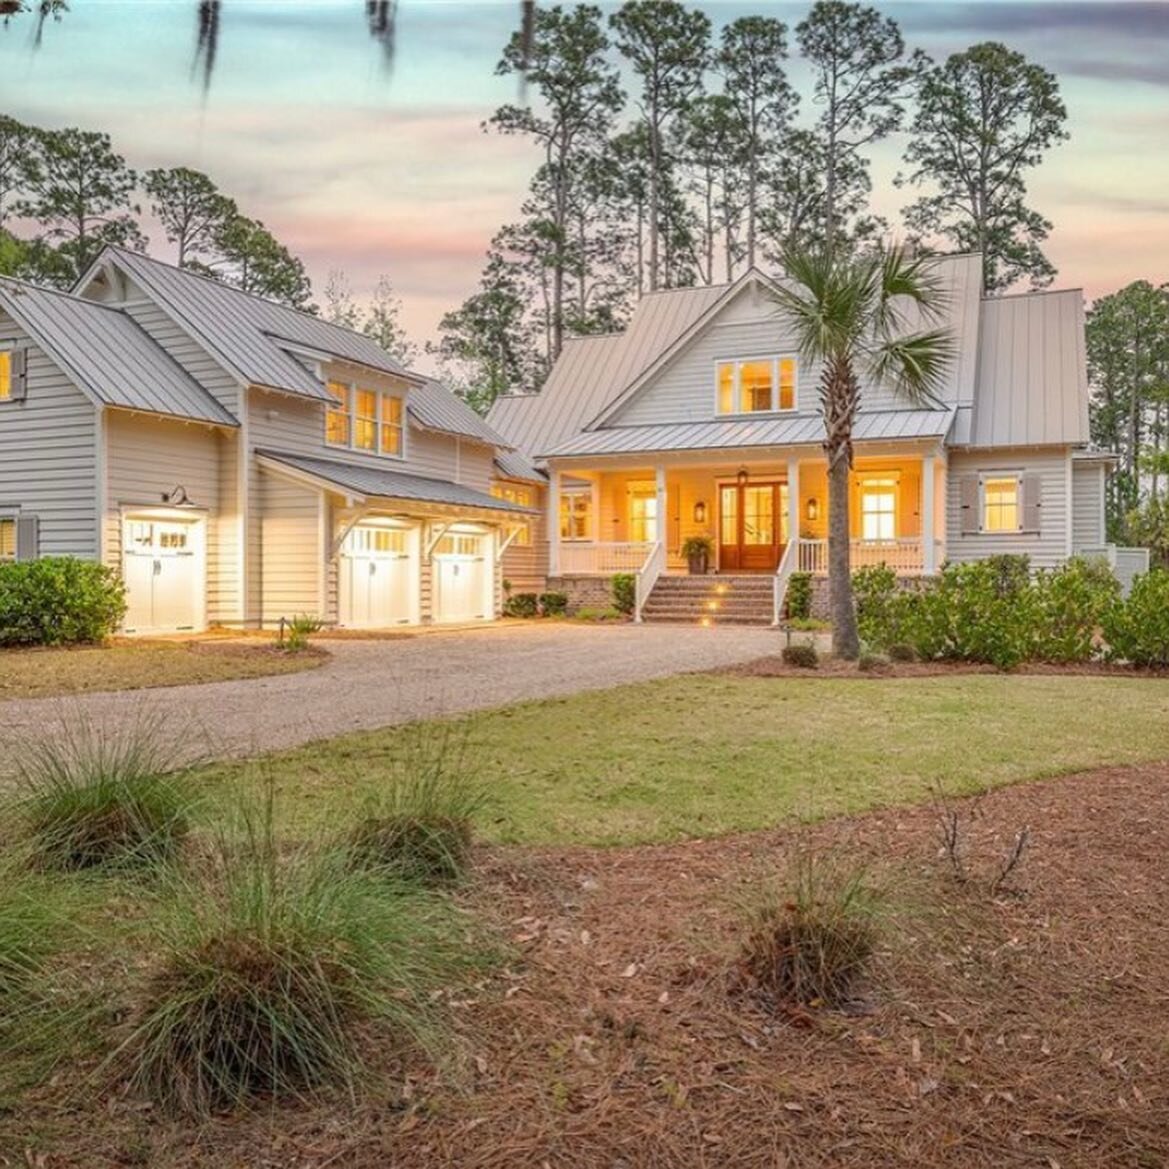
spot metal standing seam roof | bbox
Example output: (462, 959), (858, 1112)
(408, 379), (512, 448)
(0, 278), (237, 426)
(542, 409), (957, 459)
(99, 247), (408, 403)
(493, 448), (546, 483)
(969, 289), (1090, 448)
(255, 449), (536, 514)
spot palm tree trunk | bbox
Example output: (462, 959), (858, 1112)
(822, 353), (861, 659)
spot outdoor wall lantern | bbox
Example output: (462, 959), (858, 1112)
(736, 466), (749, 488)
(806, 497), (821, 522)
(693, 500), (707, 524)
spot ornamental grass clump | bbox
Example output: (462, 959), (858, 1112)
(122, 786), (483, 1116)
(0, 874), (61, 1001)
(347, 722), (486, 886)
(740, 854), (880, 1009)
(16, 711), (193, 872)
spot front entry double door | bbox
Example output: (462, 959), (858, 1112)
(719, 481), (787, 572)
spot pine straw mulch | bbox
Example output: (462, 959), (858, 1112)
(11, 763), (1169, 1168)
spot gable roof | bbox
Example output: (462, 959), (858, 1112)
(0, 277), (237, 426)
(493, 448), (546, 483)
(255, 449), (535, 514)
(966, 288), (1089, 448)
(409, 378), (511, 448)
(88, 247), (416, 404)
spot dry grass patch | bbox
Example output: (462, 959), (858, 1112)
(0, 640), (326, 701)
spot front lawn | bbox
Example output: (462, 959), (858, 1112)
(226, 672), (1169, 845)
(0, 640), (325, 700)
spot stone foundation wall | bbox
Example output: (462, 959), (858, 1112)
(546, 575), (619, 614)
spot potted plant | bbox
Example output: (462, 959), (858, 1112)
(681, 535), (714, 575)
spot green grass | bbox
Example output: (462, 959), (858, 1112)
(202, 673), (1169, 846)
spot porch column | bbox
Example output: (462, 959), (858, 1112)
(549, 467), (561, 577)
(922, 454), (937, 575)
(655, 464), (667, 546)
(786, 457), (800, 553)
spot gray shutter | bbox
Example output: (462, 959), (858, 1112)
(959, 476), (980, 534)
(9, 348), (28, 402)
(15, 514), (39, 561)
(1021, 474), (1042, 532)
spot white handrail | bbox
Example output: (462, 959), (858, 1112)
(634, 541), (666, 624)
(558, 541), (654, 575)
(772, 539), (798, 626)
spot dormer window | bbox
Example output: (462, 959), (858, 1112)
(715, 357), (797, 415)
(324, 379), (405, 459)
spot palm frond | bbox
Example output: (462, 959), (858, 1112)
(866, 327), (956, 408)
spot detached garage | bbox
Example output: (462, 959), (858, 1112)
(255, 450), (534, 630)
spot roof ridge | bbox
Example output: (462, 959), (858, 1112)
(0, 274), (131, 316)
(983, 286), (1084, 302)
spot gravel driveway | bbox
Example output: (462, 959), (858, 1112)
(0, 623), (781, 772)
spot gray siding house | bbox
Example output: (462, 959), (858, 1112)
(488, 255), (1143, 622)
(0, 248), (532, 633)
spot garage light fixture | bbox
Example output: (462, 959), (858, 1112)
(160, 485), (198, 508)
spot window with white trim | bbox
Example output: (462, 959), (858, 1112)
(715, 357), (797, 415)
(559, 490), (592, 541)
(859, 477), (897, 541)
(0, 352), (10, 402)
(982, 475), (1020, 533)
(0, 517), (14, 560)
(324, 380), (405, 459)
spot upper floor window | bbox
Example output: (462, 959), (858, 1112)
(983, 475), (1020, 533)
(0, 517), (14, 560)
(491, 483), (533, 546)
(325, 379), (405, 459)
(0, 352), (11, 402)
(716, 357), (797, 415)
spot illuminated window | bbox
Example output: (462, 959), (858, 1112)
(715, 357), (798, 415)
(491, 483), (533, 546)
(353, 389), (378, 451)
(380, 394), (403, 455)
(435, 533), (482, 556)
(983, 476), (1020, 532)
(0, 518), (14, 560)
(628, 484), (658, 543)
(860, 478), (897, 541)
(559, 490), (592, 541)
(0, 352), (10, 402)
(325, 381), (349, 446)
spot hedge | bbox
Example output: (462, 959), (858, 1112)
(0, 558), (127, 647)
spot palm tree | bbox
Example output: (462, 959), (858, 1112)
(770, 244), (954, 659)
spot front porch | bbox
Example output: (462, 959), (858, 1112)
(546, 448), (946, 623)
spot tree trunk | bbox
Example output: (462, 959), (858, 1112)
(822, 353), (861, 659)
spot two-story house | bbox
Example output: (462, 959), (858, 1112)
(489, 255), (1143, 623)
(0, 247), (533, 633)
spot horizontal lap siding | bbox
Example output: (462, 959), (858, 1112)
(945, 448), (1070, 569)
(1072, 462), (1106, 549)
(104, 412), (226, 618)
(0, 317), (98, 557)
(500, 485), (548, 591)
(260, 472), (323, 627)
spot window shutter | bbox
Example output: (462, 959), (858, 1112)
(15, 514), (39, 561)
(959, 476), (980, 534)
(1021, 474), (1042, 532)
(9, 348), (28, 402)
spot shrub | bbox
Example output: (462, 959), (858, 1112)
(612, 573), (635, 616)
(740, 854), (879, 1008)
(16, 712), (192, 872)
(781, 642), (818, 669)
(0, 557), (126, 647)
(851, 564), (905, 648)
(1029, 557), (1119, 664)
(785, 572), (813, 620)
(503, 592), (538, 618)
(122, 790), (483, 1116)
(886, 642), (916, 663)
(787, 616), (831, 632)
(282, 613), (322, 653)
(345, 722), (485, 886)
(538, 591), (568, 617)
(1101, 569), (1169, 667)
(985, 553), (1032, 598)
(857, 650), (890, 673)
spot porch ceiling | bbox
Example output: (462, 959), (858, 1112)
(541, 408), (956, 460)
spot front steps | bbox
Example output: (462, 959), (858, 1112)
(640, 574), (775, 626)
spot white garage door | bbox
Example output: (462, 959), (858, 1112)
(433, 531), (492, 624)
(122, 515), (205, 635)
(339, 524), (419, 628)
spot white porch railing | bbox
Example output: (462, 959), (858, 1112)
(558, 541), (653, 575)
(772, 539), (798, 626)
(634, 541), (666, 624)
(796, 537), (928, 575)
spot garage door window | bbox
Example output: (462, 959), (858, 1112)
(435, 534), (481, 556)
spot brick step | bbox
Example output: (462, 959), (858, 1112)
(650, 582), (774, 595)
(643, 612), (776, 626)
(642, 599), (774, 614)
